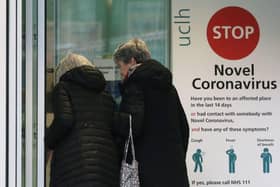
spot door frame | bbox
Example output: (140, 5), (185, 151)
(37, 0), (46, 185)
(25, 0), (46, 186)
(5, 0), (46, 186)
(8, 0), (22, 186)
(0, 0), (7, 186)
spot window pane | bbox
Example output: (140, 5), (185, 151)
(110, 0), (170, 66)
(46, 1), (170, 185)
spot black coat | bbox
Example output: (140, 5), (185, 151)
(45, 66), (120, 187)
(119, 60), (190, 187)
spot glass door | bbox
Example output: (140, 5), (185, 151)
(7, 0), (44, 186)
(46, 0), (170, 186)
(22, 0), (45, 186)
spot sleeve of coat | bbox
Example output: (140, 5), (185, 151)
(178, 99), (189, 154)
(113, 110), (144, 138)
(45, 83), (74, 149)
(174, 87), (189, 154)
(113, 111), (129, 138)
(115, 84), (145, 138)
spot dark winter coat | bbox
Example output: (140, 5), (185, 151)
(45, 66), (120, 187)
(118, 59), (190, 187)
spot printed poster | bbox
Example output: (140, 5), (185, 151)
(171, 1), (280, 187)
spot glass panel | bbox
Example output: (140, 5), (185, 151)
(46, 0), (170, 186)
(110, 0), (170, 65)
(22, 0), (38, 186)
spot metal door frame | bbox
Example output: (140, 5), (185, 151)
(0, 0), (7, 186)
(5, 0), (45, 186)
(37, 0), (46, 185)
(8, 0), (22, 186)
(25, 0), (46, 186)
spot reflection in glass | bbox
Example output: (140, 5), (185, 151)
(46, 0), (170, 186)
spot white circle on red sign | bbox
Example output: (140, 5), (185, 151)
(207, 6), (260, 60)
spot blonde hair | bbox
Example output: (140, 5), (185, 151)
(55, 53), (95, 83)
(113, 38), (151, 64)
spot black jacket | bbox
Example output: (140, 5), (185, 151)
(119, 59), (190, 187)
(45, 66), (120, 187)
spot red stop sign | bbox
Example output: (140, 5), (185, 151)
(207, 6), (260, 60)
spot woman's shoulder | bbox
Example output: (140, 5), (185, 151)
(52, 81), (73, 97)
(128, 60), (172, 90)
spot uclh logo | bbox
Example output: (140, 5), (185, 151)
(173, 8), (191, 47)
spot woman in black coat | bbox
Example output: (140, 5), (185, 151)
(113, 38), (190, 187)
(45, 53), (120, 187)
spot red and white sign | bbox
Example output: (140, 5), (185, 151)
(207, 6), (260, 60)
(172, 1), (280, 187)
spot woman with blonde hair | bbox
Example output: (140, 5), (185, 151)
(46, 53), (120, 187)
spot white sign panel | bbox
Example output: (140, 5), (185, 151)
(172, 1), (280, 187)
